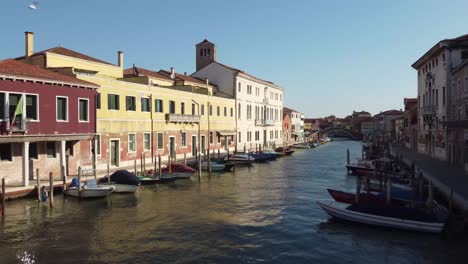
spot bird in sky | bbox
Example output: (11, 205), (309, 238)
(28, 1), (39, 10)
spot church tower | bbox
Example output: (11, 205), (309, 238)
(196, 39), (216, 71)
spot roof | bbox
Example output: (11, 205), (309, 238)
(123, 66), (172, 81)
(16, 46), (115, 66)
(207, 61), (282, 89)
(304, 118), (320, 123)
(379, 110), (403, 116)
(197, 39), (215, 46)
(412, 34), (468, 69)
(159, 70), (209, 85)
(0, 59), (98, 88)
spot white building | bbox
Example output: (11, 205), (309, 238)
(284, 107), (304, 143)
(411, 34), (468, 160)
(192, 39), (284, 151)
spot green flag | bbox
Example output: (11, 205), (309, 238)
(14, 96), (23, 116)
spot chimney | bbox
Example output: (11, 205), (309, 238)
(170, 67), (175, 79)
(118, 51), (124, 68)
(25, 31), (34, 57)
(205, 78), (209, 86)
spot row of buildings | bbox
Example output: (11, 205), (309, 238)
(0, 32), (304, 187)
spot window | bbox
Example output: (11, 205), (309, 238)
(95, 135), (101, 155)
(25, 94), (38, 120)
(96, 93), (101, 109)
(217, 133), (221, 143)
(169, 101), (176, 114)
(181, 102), (185, 115)
(192, 103), (196, 115)
(8, 93), (22, 120)
(139, 98), (149, 112)
(201, 104), (205, 115)
(155, 99), (164, 113)
(181, 132), (187, 147)
(230, 108), (233, 117)
(79, 98), (89, 122)
(125, 96), (135, 111)
(209, 131), (213, 144)
(157, 133), (164, 149)
(56, 97), (68, 121)
(238, 103), (241, 119)
(47, 142), (56, 158)
(108, 94), (120, 110)
(128, 133), (136, 152)
(0, 144), (12, 161)
(143, 133), (151, 151)
(0, 93), (4, 119)
(209, 104), (213, 116)
(29, 142), (38, 159)
(238, 82), (241, 93)
(238, 132), (241, 142)
(217, 106), (220, 116)
(224, 107), (227, 116)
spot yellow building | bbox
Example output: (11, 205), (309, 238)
(17, 32), (236, 171)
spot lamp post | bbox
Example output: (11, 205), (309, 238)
(191, 99), (202, 179)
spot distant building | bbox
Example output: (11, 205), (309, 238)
(373, 110), (403, 140)
(283, 107), (304, 143)
(412, 34), (468, 160)
(282, 111), (291, 144)
(402, 98), (418, 150)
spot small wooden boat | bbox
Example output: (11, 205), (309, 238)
(201, 161), (226, 171)
(327, 189), (406, 206)
(346, 160), (375, 175)
(137, 176), (160, 185)
(317, 201), (445, 233)
(99, 170), (141, 193)
(224, 153), (255, 165)
(292, 143), (310, 149)
(66, 179), (114, 198)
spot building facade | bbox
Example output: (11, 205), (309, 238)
(17, 32), (236, 172)
(192, 40), (284, 151)
(283, 107), (304, 143)
(0, 58), (97, 186)
(412, 34), (468, 160)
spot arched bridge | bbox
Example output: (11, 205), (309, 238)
(317, 127), (363, 140)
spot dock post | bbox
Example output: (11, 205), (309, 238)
(107, 163), (110, 184)
(197, 148), (201, 180)
(355, 175), (361, 204)
(158, 155), (162, 178)
(154, 156), (157, 174)
(244, 145), (246, 153)
(49, 172), (53, 207)
(143, 153), (146, 176)
(169, 156), (172, 174)
(78, 167), (82, 198)
(217, 149), (220, 159)
(386, 174), (391, 205)
(140, 153), (144, 176)
(184, 152), (187, 165)
(62, 165), (67, 193)
(134, 158), (137, 175)
(36, 168), (40, 203)
(1, 178), (5, 218)
(346, 149), (350, 165)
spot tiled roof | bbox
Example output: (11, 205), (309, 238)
(159, 70), (208, 85)
(0, 59), (98, 87)
(213, 62), (277, 86)
(124, 66), (172, 81)
(16, 47), (115, 66)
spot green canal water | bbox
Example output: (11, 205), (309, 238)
(1, 140), (468, 263)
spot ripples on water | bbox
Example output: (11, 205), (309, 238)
(1, 140), (468, 263)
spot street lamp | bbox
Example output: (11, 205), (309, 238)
(191, 99), (202, 179)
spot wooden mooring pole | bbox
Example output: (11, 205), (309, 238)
(355, 175), (361, 204)
(158, 155), (162, 178)
(1, 178), (5, 218)
(49, 172), (54, 207)
(154, 156), (157, 174)
(107, 163), (110, 184)
(36, 168), (41, 203)
(134, 159), (137, 175)
(184, 152), (187, 165)
(346, 149), (350, 165)
(386, 174), (392, 206)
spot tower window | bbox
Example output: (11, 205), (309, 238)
(200, 49), (203, 56)
(207, 49), (211, 57)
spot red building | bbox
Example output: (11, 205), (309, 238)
(282, 110), (292, 144)
(0, 59), (98, 187)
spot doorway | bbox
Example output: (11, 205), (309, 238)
(201, 135), (206, 154)
(192, 136), (197, 156)
(169, 137), (176, 158)
(110, 140), (119, 166)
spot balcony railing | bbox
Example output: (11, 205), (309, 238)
(4, 118), (28, 133)
(254, 119), (275, 126)
(165, 114), (200, 123)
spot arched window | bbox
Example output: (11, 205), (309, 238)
(200, 49), (203, 57)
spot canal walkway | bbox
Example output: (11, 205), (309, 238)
(391, 144), (468, 213)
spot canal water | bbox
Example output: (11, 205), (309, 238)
(1, 140), (468, 263)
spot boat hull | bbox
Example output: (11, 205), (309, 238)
(65, 186), (114, 198)
(101, 183), (138, 193)
(317, 201), (444, 233)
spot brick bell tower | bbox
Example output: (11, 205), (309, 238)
(196, 39), (216, 71)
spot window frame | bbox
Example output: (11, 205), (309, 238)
(0, 143), (13, 162)
(25, 93), (39, 121)
(108, 94), (120, 110)
(56, 96), (69, 122)
(126, 96), (136, 111)
(181, 131), (187, 147)
(141, 97), (150, 112)
(143, 132), (151, 151)
(157, 132), (164, 150)
(128, 133), (137, 153)
(155, 99), (164, 113)
(46, 141), (57, 158)
(78, 98), (90, 123)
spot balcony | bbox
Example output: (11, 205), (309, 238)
(254, 119), (275, 126)
(262, 97), (269, 104)
(2, 118), (28, 134)
(165, 113), (200, 123)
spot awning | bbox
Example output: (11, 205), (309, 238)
(217, 130), (237, 136)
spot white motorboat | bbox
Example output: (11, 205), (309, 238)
(317, 201), (445, 234)
(66, 179), (114, 198)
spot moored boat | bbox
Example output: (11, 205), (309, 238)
(292, 143), (311, 149)
(317, 201), (445, 233)
(99, 170), (141, 193)
(66, 179), (114, 198)
(274, 147), (295, 156)
(201, 161), (226, 171)
(224, 153), (255, 165)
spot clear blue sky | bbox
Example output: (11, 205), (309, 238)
(1, 0), (468, 117)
